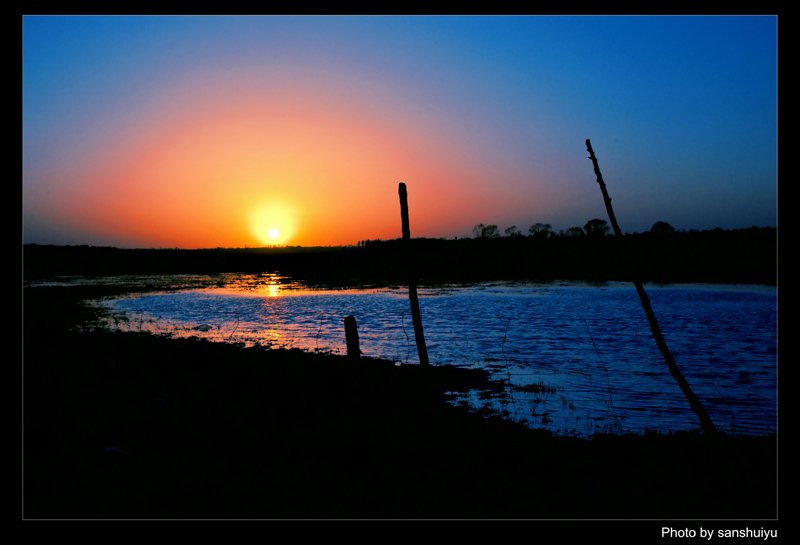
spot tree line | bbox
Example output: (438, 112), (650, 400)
(25, 223), (776, 286)
(471, 219), (681, 239)
(352, 223), (775, 286)
(356, 219), (762, 249)
(357, 219), (668, 248)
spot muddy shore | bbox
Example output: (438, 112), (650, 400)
(22, 284), (777, 520)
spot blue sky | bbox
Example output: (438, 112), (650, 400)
(23, 15), (777, 248)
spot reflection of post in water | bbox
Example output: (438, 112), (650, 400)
(398, 183), (430, 367)
(585, 139), (717, 435)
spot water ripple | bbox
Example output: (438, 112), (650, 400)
(95, 277), (777, 438)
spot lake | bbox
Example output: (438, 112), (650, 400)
(89, 274), (777, 438)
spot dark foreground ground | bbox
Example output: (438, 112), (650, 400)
(23, 285), (777, 520)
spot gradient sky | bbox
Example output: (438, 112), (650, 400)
(23, 15), (777, 248)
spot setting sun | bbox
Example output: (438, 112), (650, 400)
(249, 202), (297, 246)
(22, 16), (777, 250)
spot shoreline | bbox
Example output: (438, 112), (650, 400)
(22, 283), (778, 519)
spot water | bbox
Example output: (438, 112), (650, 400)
(90, 274), (777, 438)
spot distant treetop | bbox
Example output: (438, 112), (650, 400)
(650, 221), (676, 234)
(583, 219), (609, 237)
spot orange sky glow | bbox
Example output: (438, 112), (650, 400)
(23, 16), (776, 249)
(33, 66), (550, 249)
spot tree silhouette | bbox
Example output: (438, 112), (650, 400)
(584, 218), (609, 237)
(528, 223), (553, 238)
(650, 221), (676, 234)
(472, 223), (500, 238)
(504, 225), (522, 237)
(564, 226), (584, 237)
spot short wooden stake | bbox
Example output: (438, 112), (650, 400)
(344, 315), (360, 358)
(586, 139), (716, 435)
(398, 183), (430, 367)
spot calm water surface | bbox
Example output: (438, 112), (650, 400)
(92, 274), (777, 438)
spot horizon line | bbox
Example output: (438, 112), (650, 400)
(22, 224), (777, 252)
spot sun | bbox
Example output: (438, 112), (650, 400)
(249, 202), (297, 246)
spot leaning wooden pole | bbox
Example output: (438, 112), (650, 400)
(585, 139), (717, 435)
(398, 183), (430, 367)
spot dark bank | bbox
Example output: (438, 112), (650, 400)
(23, 225), (777, 287)
(22, 279), (776, 519)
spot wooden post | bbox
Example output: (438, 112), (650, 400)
(398, 183), (430, 367)
(585, 139), (717, 435)
(344, 315), (360, 358)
